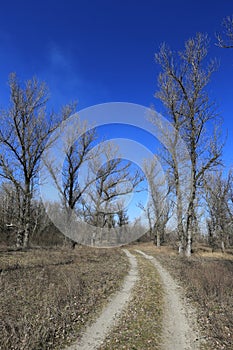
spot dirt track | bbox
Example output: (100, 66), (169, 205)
(65, 249), (201, 350)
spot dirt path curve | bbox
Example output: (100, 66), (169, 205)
(136, 249), (201, 350)
(64, 249), (138, 350)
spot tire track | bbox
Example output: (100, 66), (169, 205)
(64, 249), (138, 350)
(136, 249), (201, 350)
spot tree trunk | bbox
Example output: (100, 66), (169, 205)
(221, 240), (225, 253)
(175, 161), (185, 255)
(23, 222), (30, 248)
(177, 221), (184, 254)
(156, 233), (161, 248)
(16, 229), (24, 248)
(186, 229), (192, 257)
(178, 238), (184, 255)
(23, 182), (31, 248)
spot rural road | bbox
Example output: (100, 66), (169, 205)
(65, 249), (201, 350)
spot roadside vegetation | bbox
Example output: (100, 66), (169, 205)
(0, 246), (129, 350)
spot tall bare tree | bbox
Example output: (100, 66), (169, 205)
(0, 73), (72, 247)
(153, 33), (223, 256)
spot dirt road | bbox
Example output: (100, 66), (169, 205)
(65, 249), (201, 350)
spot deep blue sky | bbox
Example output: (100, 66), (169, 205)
(0, 0), (232, 169)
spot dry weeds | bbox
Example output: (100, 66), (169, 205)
(0, 246), (129, 350)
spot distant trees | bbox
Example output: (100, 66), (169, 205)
(80, 143), (144, 245)
(204, 170), (233, 252)
(153, 33), (222, 256)
(143, 157), (172, 247)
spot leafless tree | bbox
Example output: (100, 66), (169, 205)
(45, 118), (98, 213)
(0, 182), (21, 227)
(84, 142), (144, 245)
(116, 206), (129, 227)
(204, 170), (233, 252)
(0, 73), (72, 247)
(0, 182), (21, 244)
(143, 157), (173, 247)
(216, 15), (233, 48)
(44, 117), (99, 246)
(153, 33), (223, 256)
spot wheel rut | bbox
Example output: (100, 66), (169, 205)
(136, 249), (201, 350)
(64, 249), (138, 350)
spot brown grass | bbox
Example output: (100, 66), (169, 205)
(135, 242), (233, 350)
(0, 246), (129, 349)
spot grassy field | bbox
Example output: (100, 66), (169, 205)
(135, 243), (233, 350)
(0, 246), (129, 350)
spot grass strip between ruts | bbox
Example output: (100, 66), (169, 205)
(99, 252), (164, 350)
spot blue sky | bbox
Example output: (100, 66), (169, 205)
(0, 1), (233, 200)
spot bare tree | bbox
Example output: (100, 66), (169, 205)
(216, 15), (233, 48)
(143, 157), (173, 247)
(0, 73), (72, 247)
(204, 170), (233, 252)
(44, 117), (99, 246)
(116, 206), (129, 227)
(153, 33), (223, 256)
(0, 182), (22, 245)
(0, 182), (21, 227)
(45, 118), (98, 213)
(84, 142), (144, 245)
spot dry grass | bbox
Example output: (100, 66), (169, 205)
(99, 253), (164, 350)
(135, 242), (233, 350)
(0, 246), (129, 350)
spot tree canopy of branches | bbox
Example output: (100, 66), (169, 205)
(216, 15), (233, 49)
